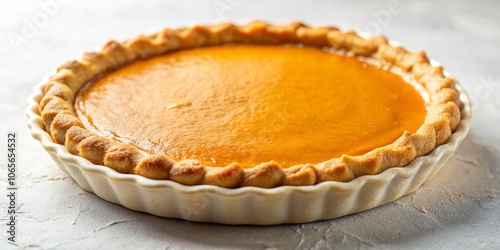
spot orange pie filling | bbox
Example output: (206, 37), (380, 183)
(75, 44), (427, 168)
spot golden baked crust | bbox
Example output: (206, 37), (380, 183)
(39, 21), (462, 188)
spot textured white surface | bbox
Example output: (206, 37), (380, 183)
(1, 0), (499, 249)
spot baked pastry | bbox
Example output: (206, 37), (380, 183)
(38, 21), (461, 188)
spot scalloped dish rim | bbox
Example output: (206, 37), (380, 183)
(27, 56), (472, 224)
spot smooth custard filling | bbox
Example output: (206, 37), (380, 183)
(75, 44), (427, 168)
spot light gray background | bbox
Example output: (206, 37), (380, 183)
(1, 0), (499, 249)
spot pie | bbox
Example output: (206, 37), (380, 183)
(38, 22), (461, 188)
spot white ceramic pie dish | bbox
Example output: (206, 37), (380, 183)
(27, 62), (472, 225)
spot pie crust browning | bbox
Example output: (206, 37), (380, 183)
(39, 21), (462, 188)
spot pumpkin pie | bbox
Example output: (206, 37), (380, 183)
(38, 22), (461, 188)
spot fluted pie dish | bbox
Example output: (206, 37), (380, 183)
(27, 22), (471, 224)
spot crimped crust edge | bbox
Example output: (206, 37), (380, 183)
(39, 21), (462, 188)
